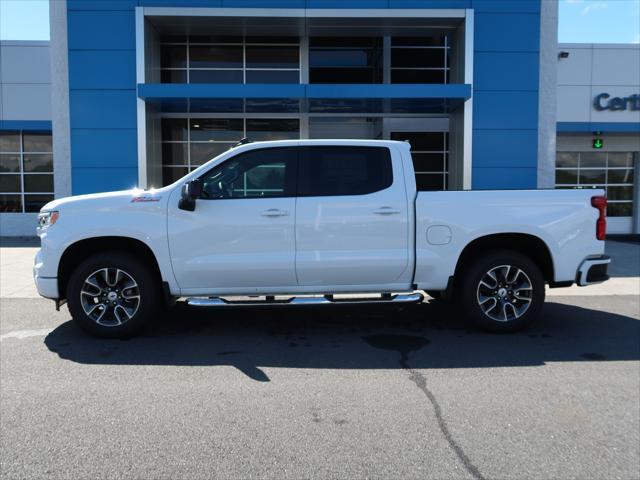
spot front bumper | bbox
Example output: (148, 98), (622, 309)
(576, 255), (611, 286)
(33, 249), (59, 299)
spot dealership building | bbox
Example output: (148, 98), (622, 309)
(1, 0), (639, 235)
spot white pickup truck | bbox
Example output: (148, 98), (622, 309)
(34, 139), (610, 337)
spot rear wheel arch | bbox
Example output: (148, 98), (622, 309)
(453, 233), (555, 286)
(57, 236), (163, 301)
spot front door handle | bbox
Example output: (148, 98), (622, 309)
(373, 207), (401, 215)
(261, 209), (288, 217)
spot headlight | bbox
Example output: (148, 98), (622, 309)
(37, 211), (59, 229)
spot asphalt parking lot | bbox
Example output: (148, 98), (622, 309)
(1, 241), (639, 479)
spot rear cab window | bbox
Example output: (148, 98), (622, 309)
(298, 146), (393, 196)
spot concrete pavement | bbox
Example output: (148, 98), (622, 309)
(1, 236), (638, 479)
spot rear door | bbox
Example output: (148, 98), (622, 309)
(295, 145), (411, 288)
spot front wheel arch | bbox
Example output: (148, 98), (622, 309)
(58, 236), (163, 301)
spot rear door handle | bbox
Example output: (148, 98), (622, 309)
(373, 207), (401, 215)
(261, 209), (288, 217)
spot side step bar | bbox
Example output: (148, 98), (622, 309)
(186, 293), (423, 307)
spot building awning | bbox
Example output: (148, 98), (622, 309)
(137, 83), (471, 114)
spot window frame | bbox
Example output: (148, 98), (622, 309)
(0, 130), (54, 213)
(297, 146), (394, 198)
(196, 146), (299, 200)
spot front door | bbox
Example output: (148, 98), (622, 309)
(295, 144), (411, 288)
(167, 146), (298, 293)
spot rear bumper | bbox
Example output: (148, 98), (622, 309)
(576, 255), (611, 286)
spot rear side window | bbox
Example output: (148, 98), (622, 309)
(299, 146), (393, 196)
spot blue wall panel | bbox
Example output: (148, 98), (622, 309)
(68, 11), (135, 50)
(69, 50), (136, 89)
(68, 0), (138, 10)
(474, 12), (540, 52)
(473, 52), (539, 91)
(471, 130), (537, 168)
(472, 0), (539, 13)
(72, 167), (139, 195)
(473, 91), (538, 130)
(71, 129), (138, 168)
(472, 167), (537, 190)
(70, 90), (137, 129)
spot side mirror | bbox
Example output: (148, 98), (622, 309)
(178, 179), (202, 211)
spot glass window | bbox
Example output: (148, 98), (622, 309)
(245, 70), (299, 84)
(161, 70), (187, 83)
(556, 169), (578, 184)
(23, 154), (53, 172)
(162, 119), (188, 142)
(190, 119), (243, 142)
(608, 152), (634, 168)
(556, 152), (578, 168)
(163, 167), (189, 186)
(25, 195), (54, 213)
(162, 143), (189, 166)
(0, 194), (22, 212)
(299, 146), (392, 197)
(190, 143), (233, 167)
(160, 37), (301, 85)
(246, 119), (299, 141)
(160, 45), (187, 69)
(555, 151), (636, 217)
(0, 131), (54, 212)
(246, 46), (299, 69)
(23, 134), (52, 152)
(189, 70), (243, 84)
(390, 36), (449, 84)
(391, 131), (448, 191)
(200, 147), (298, 199)
(0, 154), (21, 173)
(189, 46), (243, 68)
(0, 132), (20, 152)
(24, 174), (53, 193)
(0, 175), (21, 192)
(580, 152), (606, 168)
(309, 37), (382, 84)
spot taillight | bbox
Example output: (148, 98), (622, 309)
(591, 195), (607, 240)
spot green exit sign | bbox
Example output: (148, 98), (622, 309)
(593, 138), (603, 149)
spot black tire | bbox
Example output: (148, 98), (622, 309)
(67, 251), (160, 338)
(457, 250), (545, 333)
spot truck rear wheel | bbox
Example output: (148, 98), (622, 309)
(67, 251), (159, 338)
(458, 250), (545, 333)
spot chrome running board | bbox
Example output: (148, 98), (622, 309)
(186, 293), (423, 307)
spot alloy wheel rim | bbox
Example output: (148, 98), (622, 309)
(80, 268), (140, 327)
(476, 265), (533, 322)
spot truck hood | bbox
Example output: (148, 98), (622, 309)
(41, 189), (167, 212)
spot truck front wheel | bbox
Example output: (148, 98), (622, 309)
(458, 250), (545, 333)
(67, 252), (159, 338)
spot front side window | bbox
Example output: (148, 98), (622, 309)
(199, 147), (297, 199)
(299, 146), (392, 196)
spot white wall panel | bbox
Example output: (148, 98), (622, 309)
(557, 85), (591, 122)
(557, 44), (640, 124)
(0, 44), (51, 84)
(592, 48), (640, 86)
(557, 47), (591, 86)
(1, 84), (51, 120)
